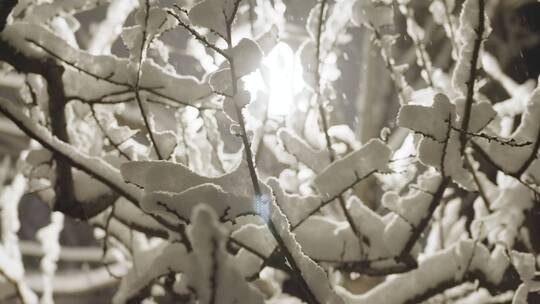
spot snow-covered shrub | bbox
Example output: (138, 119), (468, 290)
(0, 0), (539, 303)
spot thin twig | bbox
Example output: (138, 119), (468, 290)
(314, 0), (366, 254)
(134, 0), (163, 159)
(371, 25), (409, 104)
(464, 153), (492, 211)
(90, 106), (132, 160)
(441, 0), (459, 56)
(167, 10), (230, 60)
(458, 0), (486, 152)
(221, 5), (320, 302)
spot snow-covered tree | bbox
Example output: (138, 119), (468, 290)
(0, 0), (539, 303)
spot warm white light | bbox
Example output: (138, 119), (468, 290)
(244, 42), (303, 117)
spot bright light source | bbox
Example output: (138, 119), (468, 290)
(244, 42), (303, 117)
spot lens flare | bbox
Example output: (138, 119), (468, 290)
(244, 42), (303, 117)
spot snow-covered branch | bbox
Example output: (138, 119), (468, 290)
(0, 0), (537, 303)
